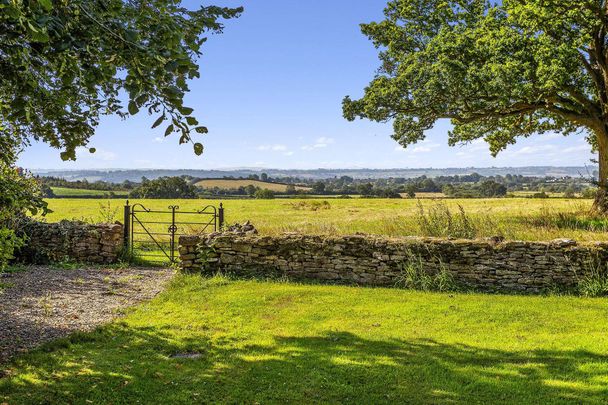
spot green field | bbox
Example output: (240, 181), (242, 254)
(195, 178), (311, 192)
(42, 197), (608, 241)
(2, 275), (608, 403)
(51, 187), (129, 198)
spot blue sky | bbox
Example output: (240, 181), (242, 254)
(18, 0), (595, 170)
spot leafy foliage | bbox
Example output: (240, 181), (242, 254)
(129, 176), (197, 199)
(0, 163), (49, 269)
(443, 180), (507, 198)
(344, 0), (608, 201)
(253, 189), (275, 199)
(0, 0), (242, 163)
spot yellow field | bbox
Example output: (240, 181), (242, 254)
(41, 197), (608, 242)
(404, 192), (446, 198)
(195, 179), (311, 192)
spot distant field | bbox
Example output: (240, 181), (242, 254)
(510, 191), (568, 198)
(51, 187), (129, 198)
(404, 192), (446, 198)
(195, 179), (311, 192)
(41, 197), (607, 242)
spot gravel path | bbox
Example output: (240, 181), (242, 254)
(0, 266), (174, 364)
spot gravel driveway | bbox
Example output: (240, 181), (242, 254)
(0, 266), (174, 364)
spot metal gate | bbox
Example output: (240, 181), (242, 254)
(123, 201), (224, 263)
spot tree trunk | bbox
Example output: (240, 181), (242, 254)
(593, 129), (608, 214)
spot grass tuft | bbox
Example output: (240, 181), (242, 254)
(395, 250), (460, 292)
(578, 256), (608, 297)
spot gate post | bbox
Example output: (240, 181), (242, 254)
(169, 205), (179, 263)
(218, 203), (225, 231)
(123, 201), (131, 251)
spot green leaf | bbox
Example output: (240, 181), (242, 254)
(193, 142), (204, 156)
(38, 0), (52, 11)
(186, 116), (198, 126)
(164, 61), (178, 72)
(195, 126), (208, 134)
(165, 124), (174, 137)
(128, 101), (139, 115)
(179, 106), (194, 115)
(151, 115), (165, 129)
(89, 148), (96, 154)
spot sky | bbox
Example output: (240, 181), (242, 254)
(17, 0), (596, 171)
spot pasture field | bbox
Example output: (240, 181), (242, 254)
(195, 178), (311, 192)
(50, 187), (129, 198)
(41, 197), (608, 241)
(2, 275), (608, 403)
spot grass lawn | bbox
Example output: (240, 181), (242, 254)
(2, 275), (608, 404)
(42, 197), (608, 241)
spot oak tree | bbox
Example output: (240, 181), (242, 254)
(344, 0), (608, 211)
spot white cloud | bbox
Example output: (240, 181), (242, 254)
(394, 140), (440, 154)
(76, 147), (117, 161)
(543, 132), (565, 140)
(562, 144), (591, 154)
(153, 137), (164, 143)
(301, 137), (335, 151)
(284, 151), (294, 156)
(467, 139), (488, 151)
(411, 145), (434, 153)
(511, 145), (557, 155)
(257, 144), (288, 152)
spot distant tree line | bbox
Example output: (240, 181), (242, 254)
(39, 176), (136, 191)
(37, 172), (596, 200)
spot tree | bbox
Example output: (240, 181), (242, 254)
(312, 181), (326, 194)
(253, 189), (275, 199)
(0, 1), (242, 163)
(479, 180), (507, 198)
(343, 0), (608, 212)
(129, 176), (197, 199)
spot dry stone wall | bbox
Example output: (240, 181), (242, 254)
(179, 233), (608, 293)
(17, 220), (124, 264)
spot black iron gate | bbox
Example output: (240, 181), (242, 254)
(123, 201), (224, 263)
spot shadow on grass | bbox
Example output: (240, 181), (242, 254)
(2, 325), (607, 404)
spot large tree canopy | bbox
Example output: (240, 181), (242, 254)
(0, 0), (242, 163)
(344, 0), (608, 210)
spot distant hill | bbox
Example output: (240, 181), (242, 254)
(195, 179), (311, 192)
(32, 166), (598, 183)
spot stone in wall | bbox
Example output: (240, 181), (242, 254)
(179, 232), (608, 294)
(16, 220), (124, 264)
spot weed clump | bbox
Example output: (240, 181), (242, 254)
(395, 250), (459, 292)
(577, 255), (608, 297)
(522, 205), (608, 233)
(288, 200), (331, 211)
(415, 201), (498, 239)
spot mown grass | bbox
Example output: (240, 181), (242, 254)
(2, 275), (608, 404)
(41, 197), (608, 241)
